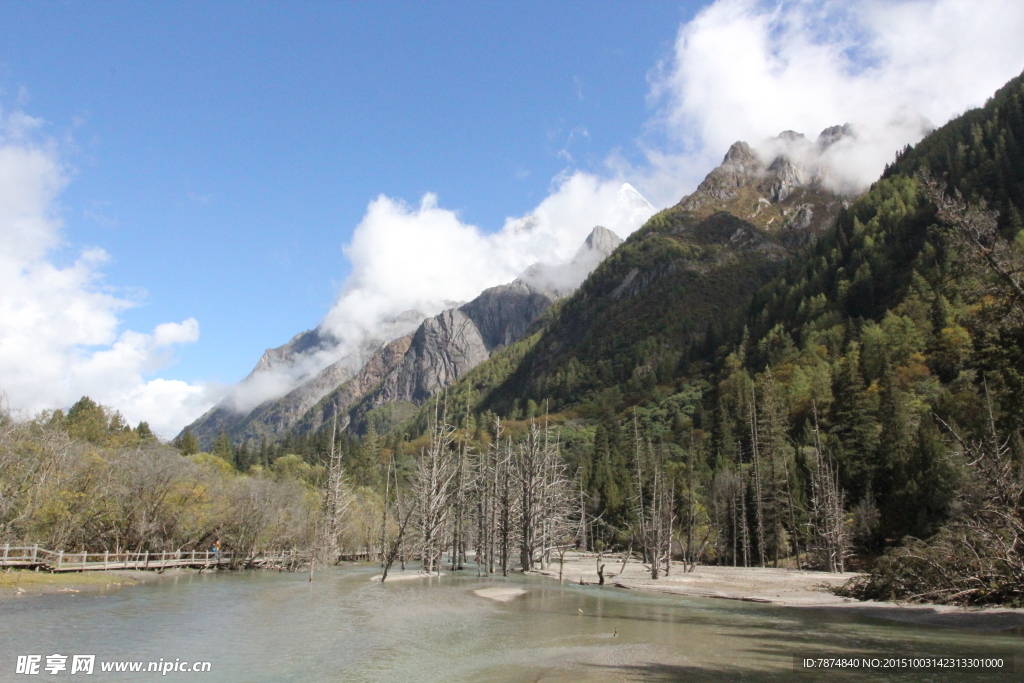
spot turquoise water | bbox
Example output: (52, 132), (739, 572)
(1, 566), (1021, 682)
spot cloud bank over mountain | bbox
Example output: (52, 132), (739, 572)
(631, 0), (1024, 206)
(321, 177), (653, 341)
(221, 178), (654, 415)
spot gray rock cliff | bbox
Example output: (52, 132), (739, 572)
(182, 223), (628, 445)
(300, 225), (625, 434)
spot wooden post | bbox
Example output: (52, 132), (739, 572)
(2, 543), (8, 566)
(57, 550), (63, 571)
(32, 544), (39, 565)
(104, 551), (109, 570)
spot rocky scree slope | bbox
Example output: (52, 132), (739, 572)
(182, 312), (425, 448)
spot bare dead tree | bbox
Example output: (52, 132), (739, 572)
(630, 422), (676, 580)
(324, 418), (351, 563)
(412, 399), (457, 574)
(475, 417), (501, 575)
(553, 472), (586, 582)
(517, 419), (543, 571)
(496, 436), (517, 576)
(808, 403), (848, 572)
(473, 440), (488, 577)
(379, 494), (416, 583)
(380, 451), (393, 567)
(449, 440), (472, 571)
(533, 414), (576, 574)
(748, 383), (766, 567)
(545, 422), (575, 567)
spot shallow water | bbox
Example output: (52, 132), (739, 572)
(1, 565), (1022, 682)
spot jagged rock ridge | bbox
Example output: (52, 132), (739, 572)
(298, 226), (624, 435)
(182, 310), (426, 448)
(183, 225), (626, 445)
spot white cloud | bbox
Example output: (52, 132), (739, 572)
(220, 172), (655, 416)
(318, 173), (654, 344)
(632, 0), (1024, 205)
(0, 107), (215, 439)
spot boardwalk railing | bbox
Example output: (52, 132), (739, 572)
(0, 544), (375, 572)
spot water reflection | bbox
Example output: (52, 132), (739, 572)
(1, 566), (1021, 682)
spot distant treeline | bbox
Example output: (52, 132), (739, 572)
(0, 399), (381, 560)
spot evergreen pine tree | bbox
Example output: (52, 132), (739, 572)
(874, 367), (919, 539)
(212, 430), (234, 465)
(176, 429), (200, 456)
(829, 343), (880, 501)
(66, 396), (108, 444)
(136, 421), (155, 441)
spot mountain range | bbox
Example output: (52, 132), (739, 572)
(186, 67), (1024, 502)
(184, 125), (861, 449)
(183, 223), (628, 447)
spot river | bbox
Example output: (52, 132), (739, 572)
(2, 565), (1022, 681)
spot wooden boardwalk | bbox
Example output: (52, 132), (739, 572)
(0, 545), (375, 573)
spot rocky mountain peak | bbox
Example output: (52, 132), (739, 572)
(777, 130), (807, 143)
(251, 328), (330, 374)
(518, 226), (623, 298)
(761, 155), (811, 203)
(679, 142), (764, 211)
(582, 225), (623, 256)
(722, 140), (758, 167)
(677, 125), (861, 218)
(816, 123), (855, 150)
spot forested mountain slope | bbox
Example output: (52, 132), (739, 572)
(398, 71), (1024, 596)
(426, 129), (850, 420)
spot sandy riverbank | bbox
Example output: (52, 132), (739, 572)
(0, 567), (199, 599)
(529, 552), (1024, 631)
(530, 553), (855, 605)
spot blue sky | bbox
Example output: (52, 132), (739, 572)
(0, 1), (699, 382)
(2, 0), (1023, 436)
